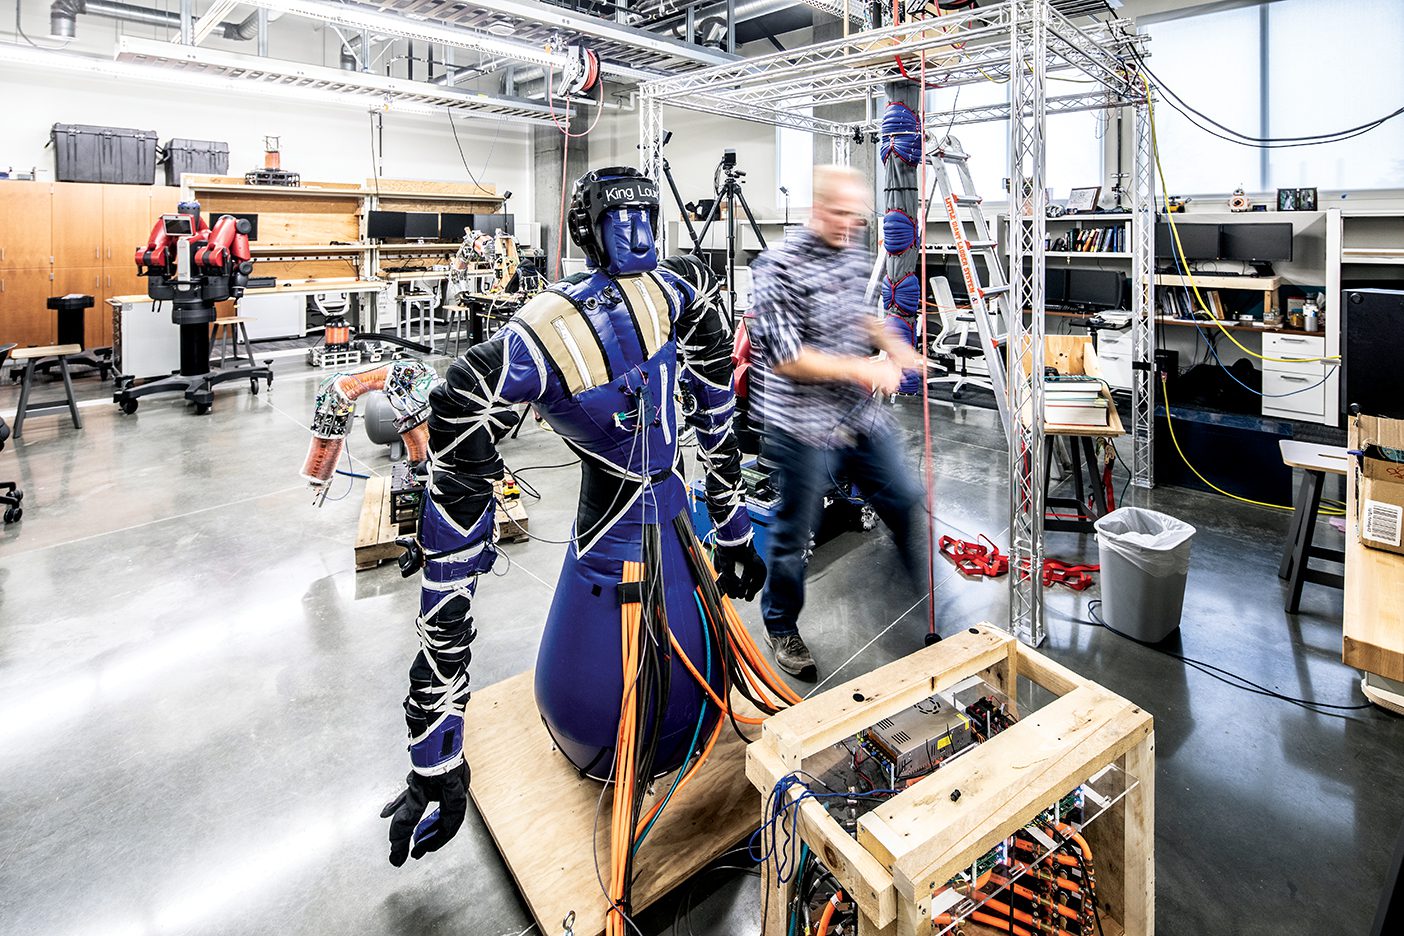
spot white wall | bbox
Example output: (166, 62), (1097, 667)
(591, 104), (783, 221)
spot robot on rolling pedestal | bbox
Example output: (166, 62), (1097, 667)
(301, 168), (799, 931)
(118, 207), (272, 415)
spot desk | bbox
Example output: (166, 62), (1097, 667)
(240, 278), (386, 337)
(1278, 441), (1347, 613)
(1344, 418), (1404, 713)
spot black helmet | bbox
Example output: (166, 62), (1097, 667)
(567, 166), (660, 268)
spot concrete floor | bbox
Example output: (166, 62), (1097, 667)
(0, 359), (1400, 936)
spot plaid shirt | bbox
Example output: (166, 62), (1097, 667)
(746, 227), (894, 449)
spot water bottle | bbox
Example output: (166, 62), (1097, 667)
(1302, 296), (1320, 333)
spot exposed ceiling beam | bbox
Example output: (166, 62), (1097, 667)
(191, 0), (243, 44)
(433, 0), (738, 65)
(113, 36), (575, 121)
(238, 0), (650, 80)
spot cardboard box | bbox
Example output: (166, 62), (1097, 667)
(1356, 414), (1404, 555)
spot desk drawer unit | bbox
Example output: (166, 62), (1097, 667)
(1096, 330), (1133, 390)
(1262, 333), (1327, 422)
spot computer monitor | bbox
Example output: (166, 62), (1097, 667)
(367, 210), (406, 240)
(224, 212), (258, 240)
(404, 212), (439, 239)
(1155, 222), (1218, 261)
(439, 212), (475, 241)
(473, 213), (515, 236)
(1066, 268), (1124, 309)
(161, 214), (193, 237)
(1219, 223), (1293, 263)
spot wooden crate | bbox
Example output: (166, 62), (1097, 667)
(354, 475), (413, 571)
(749, 624), (1154, 936)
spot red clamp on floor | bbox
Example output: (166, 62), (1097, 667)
(1042, 559), (1100, 591)
(938, 534), (1009, 578)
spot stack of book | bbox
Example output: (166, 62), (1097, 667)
(1157, 287), (1226, 320)
(1045, 378), (1110, 427)
(1048, 225), (1126, 253)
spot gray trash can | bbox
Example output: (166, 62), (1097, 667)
(1094, 507), (1196, 642)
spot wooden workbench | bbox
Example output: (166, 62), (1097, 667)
(1344, 417), (1404, 711)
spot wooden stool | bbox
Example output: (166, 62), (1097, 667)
(1279, 440), (1348, 613)
(209, 317), (257, 368)
(11, 344), (83, 439)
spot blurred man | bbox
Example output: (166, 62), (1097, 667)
(746, 165), (929, 681)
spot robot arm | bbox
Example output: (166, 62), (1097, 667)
(300, 359), (437, 501)
(303, 334), (544, 866)
(662, 253), (767, 600)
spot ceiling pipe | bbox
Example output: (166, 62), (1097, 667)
(49, 0), (263, 41)
(501, 0), (791, 98)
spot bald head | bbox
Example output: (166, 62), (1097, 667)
(809, 164), (869, 248)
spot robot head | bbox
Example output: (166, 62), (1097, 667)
(567, 166), (660, 275)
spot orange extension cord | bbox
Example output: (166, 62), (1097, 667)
(608, 541), (803, 934)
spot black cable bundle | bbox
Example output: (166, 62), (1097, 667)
(672, 514), (785, 739)
(618, 522), (673, 917)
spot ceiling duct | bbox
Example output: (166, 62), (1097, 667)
(49, 0), (262, 41)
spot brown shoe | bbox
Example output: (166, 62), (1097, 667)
(767, 633), (817, 682)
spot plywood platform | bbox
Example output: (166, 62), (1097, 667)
(464, 671), (759, 936)
(354, 475), (411, 571)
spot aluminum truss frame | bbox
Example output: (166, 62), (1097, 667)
(1006, 0), (1049, 647)
(1130, 102), (1157, 493)
(639, 0), (1154, 647)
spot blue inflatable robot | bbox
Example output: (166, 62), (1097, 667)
(307, 169), (786, 896)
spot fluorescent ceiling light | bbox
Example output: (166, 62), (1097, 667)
(0, 41), (570, 123)
(244, 0), (560, 67)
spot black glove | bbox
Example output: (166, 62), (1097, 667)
(714, 541), (767, 601)
(380, 761), (470, 867)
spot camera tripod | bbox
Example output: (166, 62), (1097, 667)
(695, 156), (768, 320)
(654, 141), (768, 320)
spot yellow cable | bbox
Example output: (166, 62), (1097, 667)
(1160, 375), (1343, 516)
(1141, 75), (1339, 365)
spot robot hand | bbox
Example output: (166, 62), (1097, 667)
(381, 759), (470, 867)
(713, 540), (767, 601)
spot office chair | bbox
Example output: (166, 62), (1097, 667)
(926, 277), (1007, 399)
(0, 343), (24, 524)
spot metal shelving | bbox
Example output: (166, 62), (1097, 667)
(639, 0), (1155, 648)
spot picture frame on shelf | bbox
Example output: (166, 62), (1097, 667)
(1277, 188), (1299, 211)
(1067, 186), (1101, 213)
(1297, 187), (1318, 211)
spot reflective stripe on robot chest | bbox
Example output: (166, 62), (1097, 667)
(615, 273), (673, 359)
(512, 291), (610, 395)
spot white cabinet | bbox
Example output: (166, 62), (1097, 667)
(1261, 333), (1328, 422)
(110, 296), (180, 379)
(1095, 328), (1133, 391)
(236, 293), (306, 340)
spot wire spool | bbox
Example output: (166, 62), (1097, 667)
(325, 322), (351, 347)
(562, 45), (601, 96)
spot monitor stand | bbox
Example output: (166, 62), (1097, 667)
(1250, 262), (1276, 277)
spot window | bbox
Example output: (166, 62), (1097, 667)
(927, 77), (1103, 205)
(1045, 78), (1107, 201)
(1146, 0), (1404, 195)
(776, 118), (814, 209)
(1264, 0), (1404, 191)
(1145, 7), (1262, 195)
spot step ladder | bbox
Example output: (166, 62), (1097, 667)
(929, 135), (1013, 440)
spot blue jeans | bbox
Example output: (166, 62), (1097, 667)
(760, 427), (925, 638)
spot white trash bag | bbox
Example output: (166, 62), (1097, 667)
(1094, 507), (1196, 577)
(1094, 507), (1196, 642)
